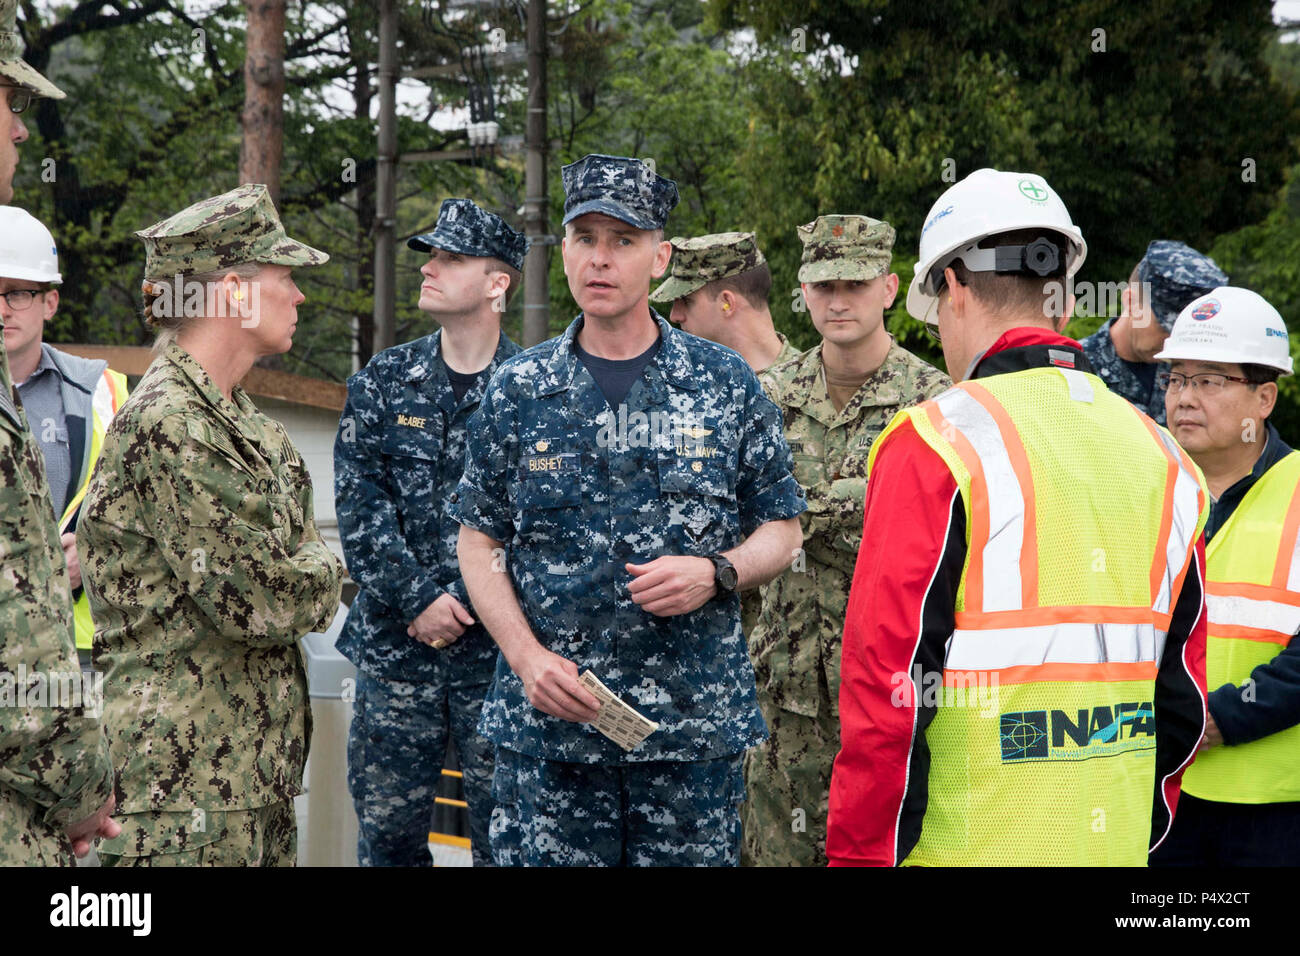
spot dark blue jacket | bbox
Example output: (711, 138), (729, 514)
(334, 330), (520, 684)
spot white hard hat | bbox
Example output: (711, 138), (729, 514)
(907, 168), (1086, 322)
(1154, 287), (1293, 375)
(0, 207), (62, 284)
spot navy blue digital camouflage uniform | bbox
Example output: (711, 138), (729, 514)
(1080, 239), (1227, 424)
(451, 308), (806, 865)
(335, 198), (526, 867)
(448, 154), (805, 867)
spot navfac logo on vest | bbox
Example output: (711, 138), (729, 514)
(999, 703), (1155, 761)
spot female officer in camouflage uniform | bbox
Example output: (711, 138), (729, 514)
(77, 184), (344, 866)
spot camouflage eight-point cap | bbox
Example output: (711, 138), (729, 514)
(135, 183), (329, 283)
(408, 197), (529, 272)
(649, 232), (766, 304)
(561, 153), (679, 231)
(797, 215), (896, 283)
(1137, 240), (1229, 331)
(0, 0), (65, 99)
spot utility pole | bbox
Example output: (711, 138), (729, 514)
(373, 0), (398, 355)
(522, 0), (549, 347)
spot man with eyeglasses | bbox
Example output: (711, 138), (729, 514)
(1, 207), (129, 665)
(0, 0), (51, 206)
(1151, 287), (1300, 866)
(0, 0), (119, 864)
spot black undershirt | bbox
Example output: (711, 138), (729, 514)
(575, 336), (662, 409)
(441, 356), (488, 404)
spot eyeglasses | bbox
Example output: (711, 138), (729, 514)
(1157, 371), (1253, 395)
(1, 85), (34, 115)
(0, 289), (46, 310)
(924, 321), (942, 344)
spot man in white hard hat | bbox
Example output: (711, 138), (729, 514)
(826, 168), (1210, 866)
(0, 0), (119, 864)
(1149, 287), (1300, 866)
(0, 208), (129, 665)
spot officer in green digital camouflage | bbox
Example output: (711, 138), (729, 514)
(77, 184), (343, 866)
(742, 214), (949, 866)
(0, 0), (118, 865)
(651, 232), (801, 373)
(650, 232), (803, 637)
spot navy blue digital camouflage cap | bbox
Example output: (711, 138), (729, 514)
(1137, 240), (1229, 331)
(561, 154), (679, 230)
(407, 198), (529, 271)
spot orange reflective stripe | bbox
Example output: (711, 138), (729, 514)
(925, 401), (989, 613)
(1272, 480), (1300, 589)
(1207, 581), (1300, 606)
(1211, 624), (1294, 645)
(963, 382), (1038, 609)
(955, 605), (1171, 631)
(945, 661), (1158, 686)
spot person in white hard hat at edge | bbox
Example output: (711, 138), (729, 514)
(826, 168), (1210, 866)
(0, 207), (129, 669)
(1150, 287), (1300, 866)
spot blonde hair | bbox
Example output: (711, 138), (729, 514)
(144, 262), (264, 353)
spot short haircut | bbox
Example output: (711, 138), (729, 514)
(706, 262), (772, 310)
(484, 258), (523, 307)
(1241, 363), (1281, 387)
(945, 229), (1070, 320)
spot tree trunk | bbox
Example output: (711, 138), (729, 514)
(240, 0), (287, 202)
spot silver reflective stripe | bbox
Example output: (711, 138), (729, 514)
(1150, 427), (1202, 617)
(1059, 367), (1094, 403)
(1207, 593), (1300, 637)
(91, 371), (118, 429)
(946, 621), (1159, 671)
(935, 387), (1024, 612)
(1286, 514), (1300, 593)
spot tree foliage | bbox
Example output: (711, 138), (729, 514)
(8, 0), (1297, 409)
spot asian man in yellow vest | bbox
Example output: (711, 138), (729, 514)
(1150, 286), (1300, 866)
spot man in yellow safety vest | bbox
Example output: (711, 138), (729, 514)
(0, 207), (128, 664)
(1150, 287), (1300, 866)
(826, 168), (1211, 866)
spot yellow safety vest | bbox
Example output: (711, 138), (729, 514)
(1182, 450), (1300, 804)
(871, 365), (1207, 866)
(61, 367), (129, 651)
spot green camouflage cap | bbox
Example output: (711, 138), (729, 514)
(0, 0), (65, 99)
(797, 214), (895, 283)
(650, 232), (766, 304)
(135, 183), (329, 283)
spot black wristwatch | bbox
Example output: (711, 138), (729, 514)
(707, 553), (739, 599)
